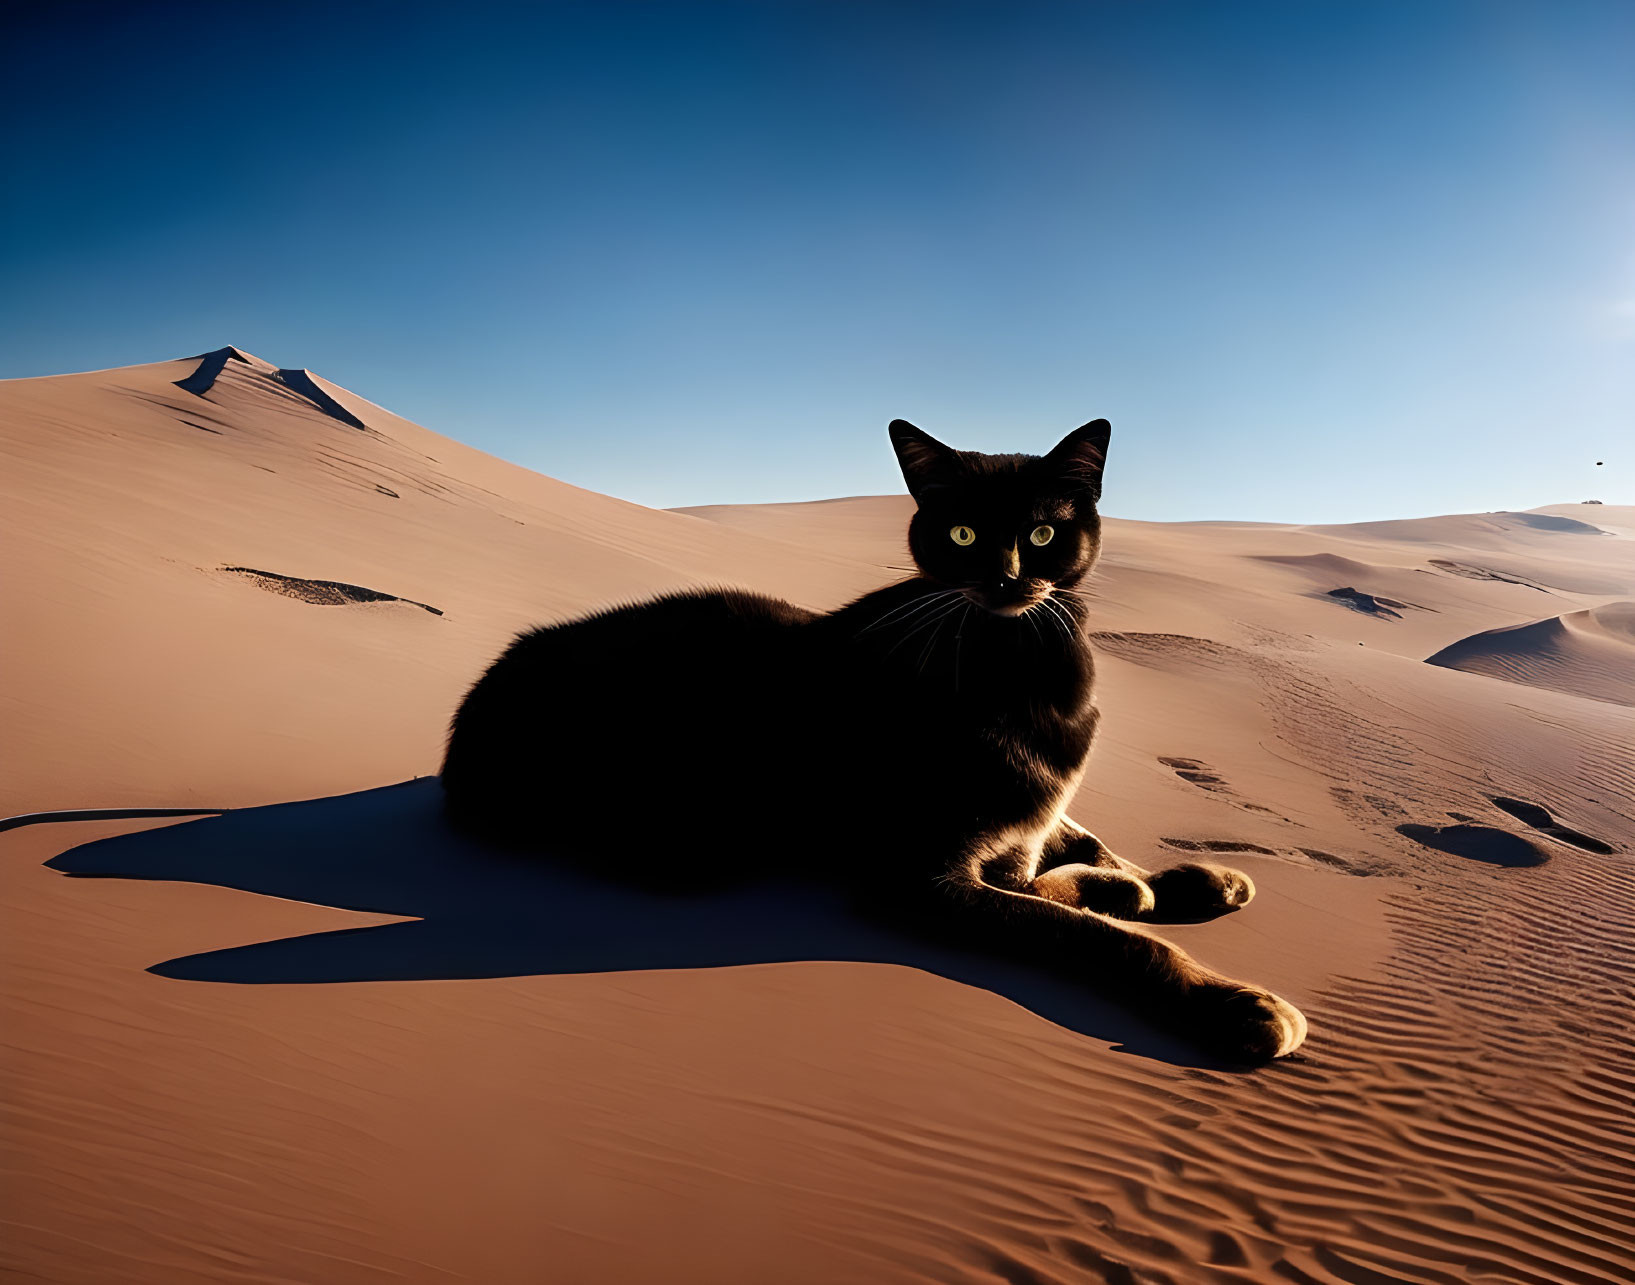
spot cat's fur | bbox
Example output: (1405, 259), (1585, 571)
(441, 419), (1307, 1061)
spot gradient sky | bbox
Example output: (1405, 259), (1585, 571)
(3, 1), (1631, 521)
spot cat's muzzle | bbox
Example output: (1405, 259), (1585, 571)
(964, 584), (1048, 617)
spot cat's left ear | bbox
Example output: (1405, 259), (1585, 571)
(1044, 419), (1111, 504)
(889, 419), (959, 501)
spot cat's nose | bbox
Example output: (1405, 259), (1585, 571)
(1000, 544), (1021, 581)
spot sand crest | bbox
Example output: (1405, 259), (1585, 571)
(1427, 601), (1635, 707)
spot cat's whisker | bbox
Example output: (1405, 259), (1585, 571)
(1037, 608), (1067, 647)
(1027, 596), (1072, 646)
(858, 595), (941, 637)
(1042, 596), (1079, 641)
(857, 589), (960, 637)
(916, 607), (957, 675)
(883, 595), (968, 660)
(1054, 587), (1099, 609)
(881, 587), (960, 622)
(890, 609), (960, 668)
(891, 595), (969, 648)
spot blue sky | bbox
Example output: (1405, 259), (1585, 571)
(3, 1), (1630, 520)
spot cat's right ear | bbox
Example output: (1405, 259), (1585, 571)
(889, 419), (958, 502)
(1044, 419), (1111, 504)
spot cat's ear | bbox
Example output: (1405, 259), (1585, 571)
(1044, 419), (1111, 503)
(889, 419), (958, 501)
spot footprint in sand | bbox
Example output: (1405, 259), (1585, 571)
(1331, 786), (1408, 820)
(1394, 823), (1551, 868)
(1158, 757), (1284, 818)
(1158, 756), (1229, 792)
(1488, 796), (1618, 855)
(1158, 836), (1390, 876)
(1160, 837), (1278, 855)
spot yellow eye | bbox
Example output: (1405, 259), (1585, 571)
(949, 525), (976, 546)
(1030, 524), (1055, 546)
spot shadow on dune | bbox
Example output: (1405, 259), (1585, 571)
(1499, 512), (1606, 536)
(1395, 822), (1551, 868)
(44, 780), (1217, 1065)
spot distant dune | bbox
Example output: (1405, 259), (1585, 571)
(1427, 600), (1635, 707)
(3, 350), (1634, 1284)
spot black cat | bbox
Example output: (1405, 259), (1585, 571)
(442, 419), (1307, 1061)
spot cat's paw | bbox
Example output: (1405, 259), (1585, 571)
(1144, 863), (1255, 923)
(1187, 983), (1307, 1062)
(1031, 865), (1155, 919)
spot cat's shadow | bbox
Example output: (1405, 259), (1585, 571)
(46, 779), (1220, 1067)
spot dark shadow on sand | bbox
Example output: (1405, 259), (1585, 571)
(44, 780), (1222, 1066)
(1395, 822), (1551, 867)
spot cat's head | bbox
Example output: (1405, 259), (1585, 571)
(889, 418), (1109, 617)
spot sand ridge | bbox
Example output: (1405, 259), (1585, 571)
(1427, 600), (1635, 708)
(3, 352), (1634, 1283)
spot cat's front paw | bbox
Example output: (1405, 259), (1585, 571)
(1186, 983), (1307, 1062)
(1144, 863), (1255, 923)
(1031, 865), (1155, 919)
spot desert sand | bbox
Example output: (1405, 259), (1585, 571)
(3, 349), (1633, 1283)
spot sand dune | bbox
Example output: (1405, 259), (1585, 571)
(0, 349), (878, 815)
(1427, 601), (1635, 707)
(4, 351), (1634, 1283)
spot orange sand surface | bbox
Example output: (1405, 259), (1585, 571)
(3, 351), (1633, 1283)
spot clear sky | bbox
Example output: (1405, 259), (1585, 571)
(3, 1), (1630, 521)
